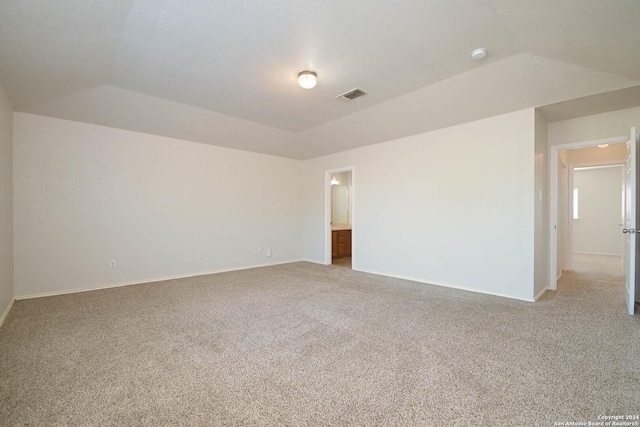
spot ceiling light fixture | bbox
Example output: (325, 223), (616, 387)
(298, 70), (318, 89)
(471, 48), (487, 61)
(598, 144), (609, 148)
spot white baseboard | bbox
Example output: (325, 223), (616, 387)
(15, 260), (539, 304)
(534, 287), (548, 301)
(353, 268), (536, 302)
(0, 298), (15, 328)
(573, 251), (621, 257)
(15, 259), (303, 300)
(302, 258), (331, 266)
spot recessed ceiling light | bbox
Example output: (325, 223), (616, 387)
(298, 70), (318, 89)
(471, 48), (487, 61)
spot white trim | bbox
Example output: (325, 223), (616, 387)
(325, 167), (355, 266)
(574, 164), (624, 171)
(568, 165), (575, 260)
(549, 135), (628, 292)
(560, 159), (569, 272)
(355, 268), (536, 302)
(550, 146), (558, 290)
(554, 135), (628, 151)
(0, 298), (15, 327)
(15, 259), (303, 300)
(534, 287), (548, 301)
(573, 251), (622, 257)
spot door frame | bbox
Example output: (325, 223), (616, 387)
(325, 166), (355, 265)
(549, 135), (628, 290)
(559, 159), (569, 274)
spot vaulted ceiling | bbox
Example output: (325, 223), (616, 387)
(1, 0), (639, 159)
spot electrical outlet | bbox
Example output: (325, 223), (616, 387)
(265, 248), (272, 257)
(440, 259), (446, 267)
(109, 259), (117, 269)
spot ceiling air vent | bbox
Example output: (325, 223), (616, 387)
(335, 88), (367, 102)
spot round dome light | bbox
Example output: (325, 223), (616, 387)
(298, 70), (318, 89)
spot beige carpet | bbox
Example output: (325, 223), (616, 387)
(573, 253), (623, 276)
(1, 262), (638, 426)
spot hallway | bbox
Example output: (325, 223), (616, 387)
(572, 253), (623, 276)
(558, 253), (628, 314)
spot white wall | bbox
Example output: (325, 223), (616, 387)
(534, 110), (549, 298)
(0, 82), (13, 323)
(559, 157), (569, 274)
(304, 109), (537, 301)
(13, 113), (304, 298)
(573, 166), (624, 256)
(548, 106), (640, 147)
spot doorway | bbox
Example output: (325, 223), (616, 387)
(326, 168), (354, 269)
(549, 136), (629, 291)
(570, 164), (625, 275)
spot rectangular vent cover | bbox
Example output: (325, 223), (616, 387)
(335, 88), (367, 102)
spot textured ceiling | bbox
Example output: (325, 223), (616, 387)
(0, 0), (639, 159)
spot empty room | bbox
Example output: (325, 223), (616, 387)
(1, 1), (639, 425)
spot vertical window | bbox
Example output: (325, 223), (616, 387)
(573, 188), (579, 219)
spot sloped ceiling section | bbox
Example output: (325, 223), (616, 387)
(0, 0), (639, 160)
(539, 86), (640, 123)
(300, 54), (639, 159)
(24, 85), (302, 159)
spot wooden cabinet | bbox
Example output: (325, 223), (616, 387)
(332, 229), (351, 258)
(332, 231), (338, 257)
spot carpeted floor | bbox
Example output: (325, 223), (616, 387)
(573, 253), (623, 276)
(1, 262), (638, 426)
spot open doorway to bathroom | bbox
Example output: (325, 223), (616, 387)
(329, 170), (352, 268)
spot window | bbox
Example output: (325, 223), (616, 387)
(573, 188), (579, 219)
